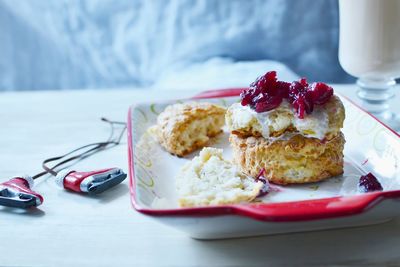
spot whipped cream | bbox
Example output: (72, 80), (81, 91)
(293, 105), (329, 140)
(227, 101), (330, 140)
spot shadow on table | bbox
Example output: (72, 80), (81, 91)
(96, 183), (129, 204)
(189, 218), (400, 266)
(0, 206), (45, 217)
(57, 182), (129, 204)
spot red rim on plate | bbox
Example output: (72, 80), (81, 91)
(127, 88), (400, 222)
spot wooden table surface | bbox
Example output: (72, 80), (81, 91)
(1, 86), (400, 267)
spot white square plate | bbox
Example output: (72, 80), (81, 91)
(127, 88), (400, 239)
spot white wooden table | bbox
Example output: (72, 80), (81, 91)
(1, 86), (400, 267)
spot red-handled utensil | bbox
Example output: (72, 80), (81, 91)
(0, 118), (127, 209)
(0, 176), (43, 208)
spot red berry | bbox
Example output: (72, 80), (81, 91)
(292, 97), (305, 119)
(309, 82), (333, 105)
(240, 90), (251, 106)
(304, 90), (314, 114)
(254, 95), (282, 112)
(250, 71), (277, 93)
(264, 71), (277, 84)
(359, 173), (383, 193)
(276, 81), (290, 98)
(255, 169), (269, 197)
(241, 71), (334, 117)
(288, 80), (316, 118)
(240, 87), (257, 106)
(299, 77), (308, 87)
(241, 71), (282, 112)
(288, 81), (306, 104)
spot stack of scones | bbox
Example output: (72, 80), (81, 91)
(226, 71), (346, 184)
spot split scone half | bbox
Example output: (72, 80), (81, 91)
(229, 132), (345, 185)
(154, 102), (226, 156)
(226, 95), (345, 141)
(176, 147), (263, 207)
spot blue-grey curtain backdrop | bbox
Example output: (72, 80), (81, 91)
(0, 0), (353, 91)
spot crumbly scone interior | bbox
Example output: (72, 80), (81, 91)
(155, 102), (226, 156)
(174, 114), (224, 155)
(176, 147), (263, 207)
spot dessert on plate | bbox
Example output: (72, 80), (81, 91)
(176, 147), (263, 207)
(226, 71), (345, 184)
(149, 71), (346, 207)
(153, 102), (226, 156)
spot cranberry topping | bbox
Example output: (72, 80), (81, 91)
(240, 87), (257, 106)
(276, 81), (290, 98)
(309, 82), (334, 105)
(240, 71), (334, 119)
(250, 71), (277, 92)
(358, 173), (383, 193)
(299, 77), (309, 87)
(255, 169), (270, 197)
(288, 80), (314, 119)
(254, 94), (282, 113)
(255, 168), (282, 197)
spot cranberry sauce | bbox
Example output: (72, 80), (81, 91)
(255, 169), (270, 197)
(240, 71), (333, 119)
(358, 172), (383, 193)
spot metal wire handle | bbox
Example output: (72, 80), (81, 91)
(32, 118), (126, 180)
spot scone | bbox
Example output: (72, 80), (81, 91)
(226, 95), (345, 141)
(230, 133), (345, 184)
(227, 71), (345, 184)
(176, 147), (263, 207)
(154, 102), (226, 156)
